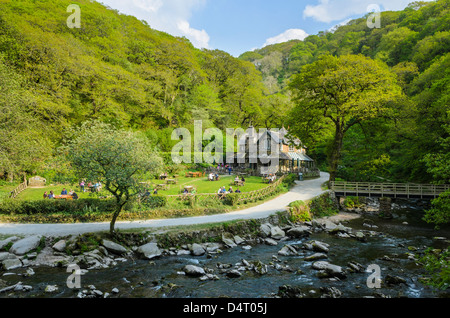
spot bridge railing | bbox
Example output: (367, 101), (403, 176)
(330, 181), (450, 199)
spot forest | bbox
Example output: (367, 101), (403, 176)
(0, 0), (449, 192)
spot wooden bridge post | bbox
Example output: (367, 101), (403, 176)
(379, 197), (393, 219)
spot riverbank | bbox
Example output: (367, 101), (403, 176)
(1, 205), (448, 299)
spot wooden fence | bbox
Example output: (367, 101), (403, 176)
(9, 178), (28, 199)
(330, 181), (450, 199)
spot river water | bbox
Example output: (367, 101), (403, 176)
(1, 202), (449, 299)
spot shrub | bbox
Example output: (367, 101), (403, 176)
(288, 200), (312, 222)
(309, 192), (339, 218)
(282, 174), (298, 188)
(224, 193), (240, 206)
(141, 196), (168, 209)
(0, 198), (116, 216)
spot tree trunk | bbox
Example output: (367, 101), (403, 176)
(110, 196), (126, 235)
(328, 124), (345, 183)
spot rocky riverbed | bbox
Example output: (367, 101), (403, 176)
(0, 201), (449, 298)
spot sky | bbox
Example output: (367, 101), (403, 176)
(99, 0), (433, 57)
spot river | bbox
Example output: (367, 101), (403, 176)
(1, 201), (449, 299)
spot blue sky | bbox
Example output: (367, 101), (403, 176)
(99, 0), (432, 57)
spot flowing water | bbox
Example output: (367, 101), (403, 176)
(1, 201), (449, 299)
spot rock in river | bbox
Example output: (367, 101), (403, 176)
(312, 261), (346, 279)
(9, 236), (41, 256)
(183, 265), (206, 277)
(102, 240), (128, 255)
(137, 243), (162, 260)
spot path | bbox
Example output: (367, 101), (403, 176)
(0, 172), (330, 237)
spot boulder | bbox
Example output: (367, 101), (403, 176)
(2, 258), (22, 270)
(385, 275), (406, 285)
(278, 245), (298, 256)
(102, 240), (128, 255)
(286, 226), (311, 238)
(264, 238), (278, 246)
(0, 236), (19, 250)
(312, 241), (329, 253)
(0, 252), (16, 262)
(137, 243), (161, 260)
(233, 236), (245, 245)
(312, 261), (346, 278)
(226, 270), (242, 278)
(183, 265), (206, 277)
(259, 223), (272, 238)
(190, 243), (206, 256)
(305, 253), (328, 261)
(52, 240), (67, 253)
(270, 226), (286, 240)
(9, 236), (41, 256)
(222, 234), (237, 248)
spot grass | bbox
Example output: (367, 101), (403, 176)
(14, 185), (105, 201)
(10, 175), (270, 201)
(152, 175), (269, 195)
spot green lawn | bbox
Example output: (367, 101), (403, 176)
(0, 182), (19, 202)
(14, 185), (105, 201)
(11, 175), (271, 201)
(150, 175), (269, 195)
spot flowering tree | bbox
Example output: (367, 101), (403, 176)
(65, 121), (163, 235)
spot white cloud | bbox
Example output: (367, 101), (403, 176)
(177, 20), (210, 49)
(263, 29), (309, 47)
(100, 0), (210, 49)
(303, 0), (434, 23)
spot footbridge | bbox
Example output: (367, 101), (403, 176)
(330, 181), (450, 200)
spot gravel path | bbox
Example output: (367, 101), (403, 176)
(0, 172), (330, 236)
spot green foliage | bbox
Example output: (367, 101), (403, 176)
(288, 200), (312, 223)
(0, 198), (116, 216)
(309, 193), (339, 218)
(419, 248), (450, 290)
(288, 54), (403, 182)
(423, 191), (450, 228)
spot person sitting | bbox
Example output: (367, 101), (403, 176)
(234, 176), (240, 183)
(48, 191), (55, 199)
(153, 188), (158, 195)
(69, 189), (74, 196)
(61, 188), (68, 195)
(209, 173), (214, 181)
(215, 173), (220, 181)
(43, 191), (48, 199)
(143, 189), (151, 198)
(228, 187), (233, 193)
(235, 188), (241, 193)
(71, 192), (79, 200)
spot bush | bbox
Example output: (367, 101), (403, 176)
(224, 193), (240, 206)
(141, 196), (168, 209)
(309, 192), (339, 218)
(282, 174), (298, 188)
(288, 200), (312, 222)
(0, 198), (116, 216)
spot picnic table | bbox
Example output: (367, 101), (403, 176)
(233, 180), (245, 187)
(55, 195), (74, 201)
(156, 184), (167, 190)
(183, 186), (196, 193)
(186, 172), (203, 178)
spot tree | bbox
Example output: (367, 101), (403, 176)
(288, 54), (403, 182)
(65, 121), (163, 234)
